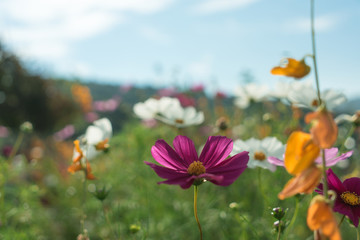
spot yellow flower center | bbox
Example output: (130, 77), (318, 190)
(175, 119), (184, 124)
(340, 191), (360, 206)
(187, 161), (206, 176)
(254, 151), (266, 161)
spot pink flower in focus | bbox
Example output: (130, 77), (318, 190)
(316, 168), (360, 227)
(145, 135), (249, 189)
(268, 148), (353, 167)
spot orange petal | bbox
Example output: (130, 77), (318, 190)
(284, 131), (320, 175)
(68, 162), (82, 173)
(278, 165), (322, 200)
(271, 58), (311, 79)
(307, 195), (342, 240)
(85, 162), (96, 180)
(95, 138), (109, 151)
(305, 110), (338, 149)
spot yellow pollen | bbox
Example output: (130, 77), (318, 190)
(187, 161), (206, 176)
(254, 151), (266, 161)
(175, 119), (184, 124)
(311, 99), (319, 107)
(340, 191), (360, 206)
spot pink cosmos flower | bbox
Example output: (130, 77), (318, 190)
(316, 168), (360, 227)
(268, 148), (353, 167)
(145, 135), (249, 189)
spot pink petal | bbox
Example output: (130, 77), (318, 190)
(173, 135), (198, 165)
(333, 199), (357, 226)
(197, 173), (224, 185)
(145, 161), (187, 179)
(326, 168), (347, 193)
(315, 148), (353, 166)
(151, 140), (188, 170)
(267, 156), (284, 166)
(206, 151), (249, 186)
(343, 177), (360, 194)
(199, 136), (233, 167)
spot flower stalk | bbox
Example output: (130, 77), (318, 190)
(194, 185), (203, 240)
(310, 0), (329, 200)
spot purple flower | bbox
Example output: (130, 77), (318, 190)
(145, 135), (249, 189)
(317, 168), (360, 227)
(268, 148), (353, 167)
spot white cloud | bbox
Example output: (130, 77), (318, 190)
(139, 26), (171, 44)
(186, 55), (215, 80)
(192, 0), (259, 14)
(284, 14), (343, 33)
(0, 0), (174, 61)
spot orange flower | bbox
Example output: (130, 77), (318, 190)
(278, 165), (322, 200)
(71, 84), (93, 113)
(284, 131), (320, 175)
(307, 195), (342, 240)
(305, 110), (338, 149)
(95, 138), (109, 151)
(271, 58), (311, 79)
(68, 140), (96, 180)
(73, 140), (83, 163)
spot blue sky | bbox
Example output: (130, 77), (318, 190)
(0, 0), (359, 97)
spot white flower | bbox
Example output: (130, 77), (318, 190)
(73, 118), (112, 161)
(133, 97), (204, 128)
(270, 81), (292, 99)
(287, 80), (346, 111)
(133, 97), (179, 120)
(231, 137), (285, 172)
(234, 83), (269, 109)
(335, 111), (360, 125)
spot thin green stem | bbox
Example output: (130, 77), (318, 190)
(193, 185), (203, 240)
(310, 0), (321, 105)
(357, 227), (360, 240)
(284, 197), (299, 240)
(257, 168), (269, 207)
(102, 201), (118, 240)
(81, 175), (87, 234)
(311, 0), (329, 200)
(8, 132), (24, 161)
(338, 124), (356, 154)
(277, 223), (281, 240)
(321, 149), (328, 199)
(234, 213), (259, 239)
(338, 215), (345, 228)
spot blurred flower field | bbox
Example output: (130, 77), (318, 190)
(1, 1), (360, 240)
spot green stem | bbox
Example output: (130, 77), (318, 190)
(81, 175), (87, 234)
(277, 223), (281, 240)
(8, 132), (24, 161)
(321, 149), (328, 199)
(357, 227), (360, 240)
(102, 201), (118, 240)
(338, 215), (345, 228)
(257, 168), (269, 207)
(338, 124), (356, 154)
(235, 213), (260, 239)
(194, 185), (203, 240)
(311, 0), (329, 200)
(310, 0), (322, 105)
(283, 197), (299, 239)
